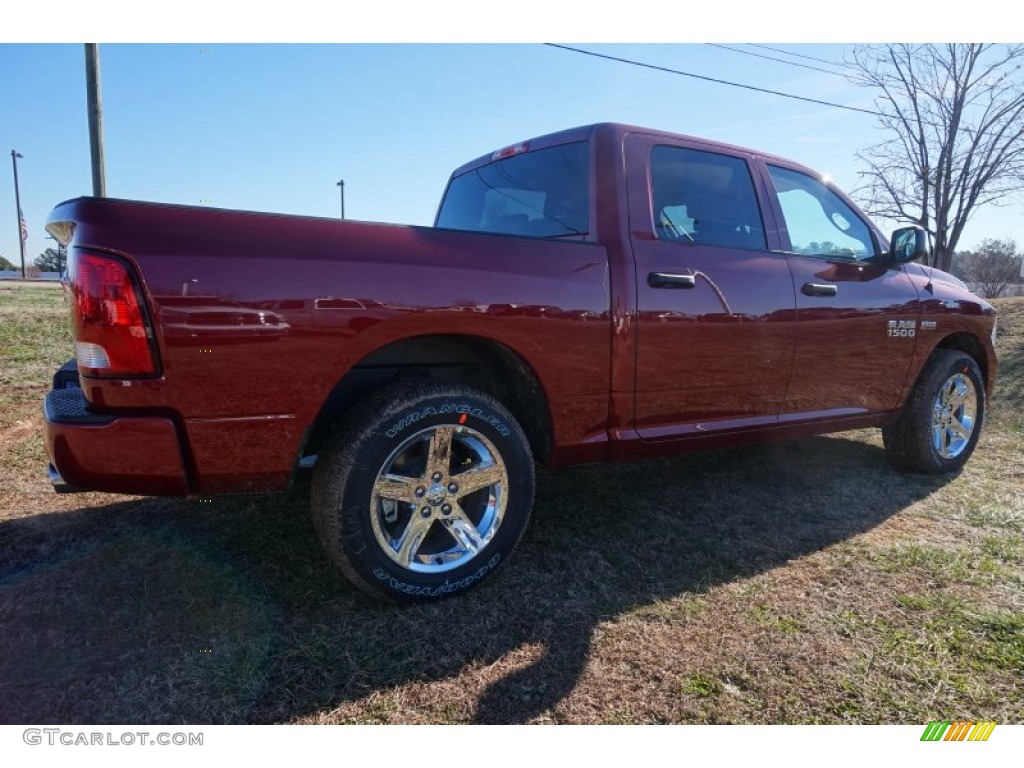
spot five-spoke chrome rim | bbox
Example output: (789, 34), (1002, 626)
(931, 372), (977, 459)
(369, 424), (508, 573)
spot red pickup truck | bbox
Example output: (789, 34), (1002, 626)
(43, 123), (998, 601)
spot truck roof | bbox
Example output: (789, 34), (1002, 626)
(449, 122), (806, 179)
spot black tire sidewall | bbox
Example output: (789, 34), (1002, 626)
(329, 388), (533, 601)
(917, 352), (986, 473)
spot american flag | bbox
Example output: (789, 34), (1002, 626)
(19, 209), (28, 242)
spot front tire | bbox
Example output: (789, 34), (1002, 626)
(312, 383), (534, 602)
(883, 349), (985, 474)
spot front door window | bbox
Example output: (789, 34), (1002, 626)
(767, 165), (874, 260)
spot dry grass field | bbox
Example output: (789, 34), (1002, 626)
(1, 281), (1021, 724)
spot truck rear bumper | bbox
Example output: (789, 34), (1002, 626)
(48, 461), (81, 493)
(43, 374), (189, 497)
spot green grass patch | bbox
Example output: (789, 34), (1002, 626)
(748, 604), (806, 634)
(874, 541), (1004, 585)
(681, 673), (721, 698)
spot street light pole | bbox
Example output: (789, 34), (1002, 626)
(336, 179), (345, 220)
(11, 150), (26, 279)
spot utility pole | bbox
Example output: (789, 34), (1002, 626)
(11, 150), (26, 278)
(84, 44), (107, 197)
(336, 179), (345, 220)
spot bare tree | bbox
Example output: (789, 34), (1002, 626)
(953, 238), (1022, 298)
(848, 44), (1024, 272)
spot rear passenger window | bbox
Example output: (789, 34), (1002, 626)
(436, 141), (590, 238)
(650, 146), (766, 250)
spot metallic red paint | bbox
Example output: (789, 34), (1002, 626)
(46, 410), (188, 496)
(41, 123), (998, 497)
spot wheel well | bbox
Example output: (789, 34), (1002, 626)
(302, 335), (553, 465)
(934, 332), (989, 388)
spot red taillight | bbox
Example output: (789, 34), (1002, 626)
(69, 249), (158, 377)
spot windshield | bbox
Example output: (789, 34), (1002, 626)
(435, 141), (590, 238)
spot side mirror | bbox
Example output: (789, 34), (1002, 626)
(889, 226), (929, 264)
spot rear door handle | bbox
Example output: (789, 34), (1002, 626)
(648, 272), (696, 289)
(801, 282), (838, 297)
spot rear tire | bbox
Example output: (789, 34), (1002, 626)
(311, 382), (534, 602)
(883, 349), (985, 474)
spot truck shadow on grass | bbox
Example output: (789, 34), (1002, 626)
(0, 434), (952, 724)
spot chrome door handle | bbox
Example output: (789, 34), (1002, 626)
(648, 272), (696, 289)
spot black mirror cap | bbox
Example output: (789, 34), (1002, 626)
(889, 226), (929, 264)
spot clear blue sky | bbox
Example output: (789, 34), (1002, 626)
(2, 43), (1022, 269)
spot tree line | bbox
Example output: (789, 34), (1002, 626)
(0, 248), (65, 274)
(952, 238), (1022, 298)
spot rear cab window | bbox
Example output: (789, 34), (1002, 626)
(436, 141), (590, 239)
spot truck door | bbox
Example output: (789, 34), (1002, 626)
(757, 160), (920, 418)
(626, 134), (797, 439)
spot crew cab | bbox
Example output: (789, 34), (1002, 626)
(42, 123), (998, 601)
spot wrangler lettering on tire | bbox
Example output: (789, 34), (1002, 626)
(311, 383), (534, 602)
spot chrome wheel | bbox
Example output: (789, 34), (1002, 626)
(931, 372), (977, 460)
(369, 424), (509, 574)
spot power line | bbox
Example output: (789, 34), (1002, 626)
(544, 44), (879, 117)
(747, 44), (852, 71)
(739, 44), (1017, 142)
(705, 43), (848, 77)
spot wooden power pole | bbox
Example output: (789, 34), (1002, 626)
(84, 44), (107, 197)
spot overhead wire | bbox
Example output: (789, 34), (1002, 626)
(747, 44), (854, 70)
(544, 44), (879, 117)
(705, 43), (849, 77)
